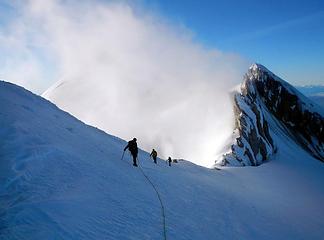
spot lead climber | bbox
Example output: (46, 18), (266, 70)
(124, 138), (138, 167)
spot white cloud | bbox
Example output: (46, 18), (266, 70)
(2, 0), (249, 166)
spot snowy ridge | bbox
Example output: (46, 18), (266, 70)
(1, 81), (324, 239)
(220, 64), (324, 166)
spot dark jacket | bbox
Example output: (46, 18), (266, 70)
(124, 140), (138, 155)
(150, 150), (157, 158)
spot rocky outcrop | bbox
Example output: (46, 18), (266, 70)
(220, 64), (324, 166)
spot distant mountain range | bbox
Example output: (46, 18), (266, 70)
(296, 85), (324, 108)
(296, 85), (324, 97)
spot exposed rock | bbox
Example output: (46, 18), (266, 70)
(220, 64), (324, 166)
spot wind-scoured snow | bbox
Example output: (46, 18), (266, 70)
(1, 81), (324, 239)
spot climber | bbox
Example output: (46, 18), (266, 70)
(124, 138), (138, 167)
(150, 149), (158, 164)
(167, 157), (172, 167)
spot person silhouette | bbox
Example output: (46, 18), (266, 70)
(167, 157), (172, 167)
(124, 138), (138, 167)
(150, 149), (158, 164)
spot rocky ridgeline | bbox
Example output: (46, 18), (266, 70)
(221, 64), (324, 166)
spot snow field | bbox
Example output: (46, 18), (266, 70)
(1, 81), (324, 240)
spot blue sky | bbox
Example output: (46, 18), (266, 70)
(0, 0), (323, 86)
(141, 0), (324, 85)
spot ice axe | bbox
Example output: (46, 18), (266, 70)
(121, 150), (125, 161)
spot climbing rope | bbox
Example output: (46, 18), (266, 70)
(121, 152), (167, 240)
(138, 158), (167, 240)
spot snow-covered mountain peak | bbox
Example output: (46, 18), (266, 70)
(246, 63), (282, 86)
(220, 64), (324, 166)
(249, 63), (269, 73)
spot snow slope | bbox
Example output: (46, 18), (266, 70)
(1, 81), (324, 239)
(42, 70), (237, 168)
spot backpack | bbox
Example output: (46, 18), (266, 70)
(128, 140), (138, 153)
(152, 150), (157, 158)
